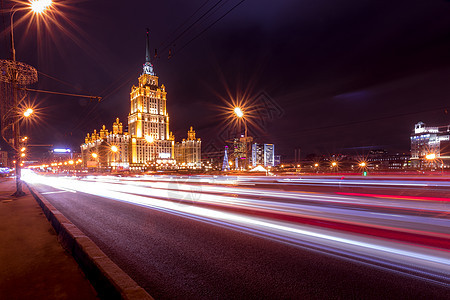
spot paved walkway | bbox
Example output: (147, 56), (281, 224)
(0, 177), (98, 299)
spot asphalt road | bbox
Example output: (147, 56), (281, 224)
(25, 173), (450, 299)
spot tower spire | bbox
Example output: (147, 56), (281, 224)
(145, 28), (151, 63)
(142, 28), (155, 75)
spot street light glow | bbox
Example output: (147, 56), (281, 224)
(91, 153), (98, 159)
(234, 107), (244, 118)
(426, 153), (436, 160)
(111, 145), (118, 153)
(30, 0), (52, 13)
(23, 108), (33, 117)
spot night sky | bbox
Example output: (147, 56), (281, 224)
(2, 0), (450, 160)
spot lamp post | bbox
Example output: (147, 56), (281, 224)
(331, 161), (337, 173)
(111, 145), (118, 170)
(233, 107), (248, 170)
(0, 1), (52, 196)
(425, 153), (436, 171)
(91, 152), (99, 171)
(359, 161), (368, 176)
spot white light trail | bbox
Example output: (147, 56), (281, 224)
(23, 171), (450, 284)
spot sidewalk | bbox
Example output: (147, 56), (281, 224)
(0, 177), (98, 300)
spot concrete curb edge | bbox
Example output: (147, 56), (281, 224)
(26, 183), (154, 300)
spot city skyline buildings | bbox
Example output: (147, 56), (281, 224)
(80, 31), (201, 170)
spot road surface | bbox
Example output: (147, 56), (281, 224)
(23, 172), (450, 299)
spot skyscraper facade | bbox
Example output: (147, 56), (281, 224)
(251, 143), (275, 167)
(410, 121), (450, 168)
(128, 30), (174, 169)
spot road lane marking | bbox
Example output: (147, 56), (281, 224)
(41, 189), (76, 194)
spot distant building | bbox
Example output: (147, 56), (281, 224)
(81, 118), (130, 170)
(0, 150), (7, 168)
(411, 121), (450, 168)
(274, 155), (281, 166)
(174, 126), (201, 168)
(251, 143), (275, 167)
(42, 148), (73, 163)
(366, 150), (411, 170)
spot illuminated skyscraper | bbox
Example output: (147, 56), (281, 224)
(81, 31), (202, 171)
(410, 121), (450, 168)
(128, 30), (174, 169)
(251, 143), (275, 167)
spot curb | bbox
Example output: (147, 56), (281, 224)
(26, 183), (154, 300)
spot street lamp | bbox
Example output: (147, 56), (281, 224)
(359, 161), (368, 176)
(144, 135), (154, 143)
(425, 153), (437, 170)
(30, 0), (53, 14)
(425, 153), (436, 160)
(331, 161), (337, 172)
(233, 107), (249, 170)
(110, 145), (118, 170)
(23, 108), (33, 117)
(1, 0), (52, 196)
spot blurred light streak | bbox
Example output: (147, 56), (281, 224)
(336, 192), (450, 202)
(22, 171), (450, 285)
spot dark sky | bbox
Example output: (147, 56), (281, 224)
(2, 0), (450, 160)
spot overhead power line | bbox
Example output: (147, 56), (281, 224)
(159, 0), (212, 49)
(174, 0), (247, 57)
(161, 0), (225, 54)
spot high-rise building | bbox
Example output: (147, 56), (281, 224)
(410, 121), (450, 168)
(251, 143), (275, 167)
(128, 30), (174, 169)
(174, 126), (201, 168)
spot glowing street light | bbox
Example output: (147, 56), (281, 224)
(91, 153), (98, 159)
(233, 107), (248, 169)
(23, 108), (33, 117)
(144, 135), (154, 143)
(110, 145), (119, 170)
(331, 161), (337, 167)
(359, 162), (366, 167)
(426, 153), (436, 160)
(30, 0), (53, 14)
(234, 107), (244, 118)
